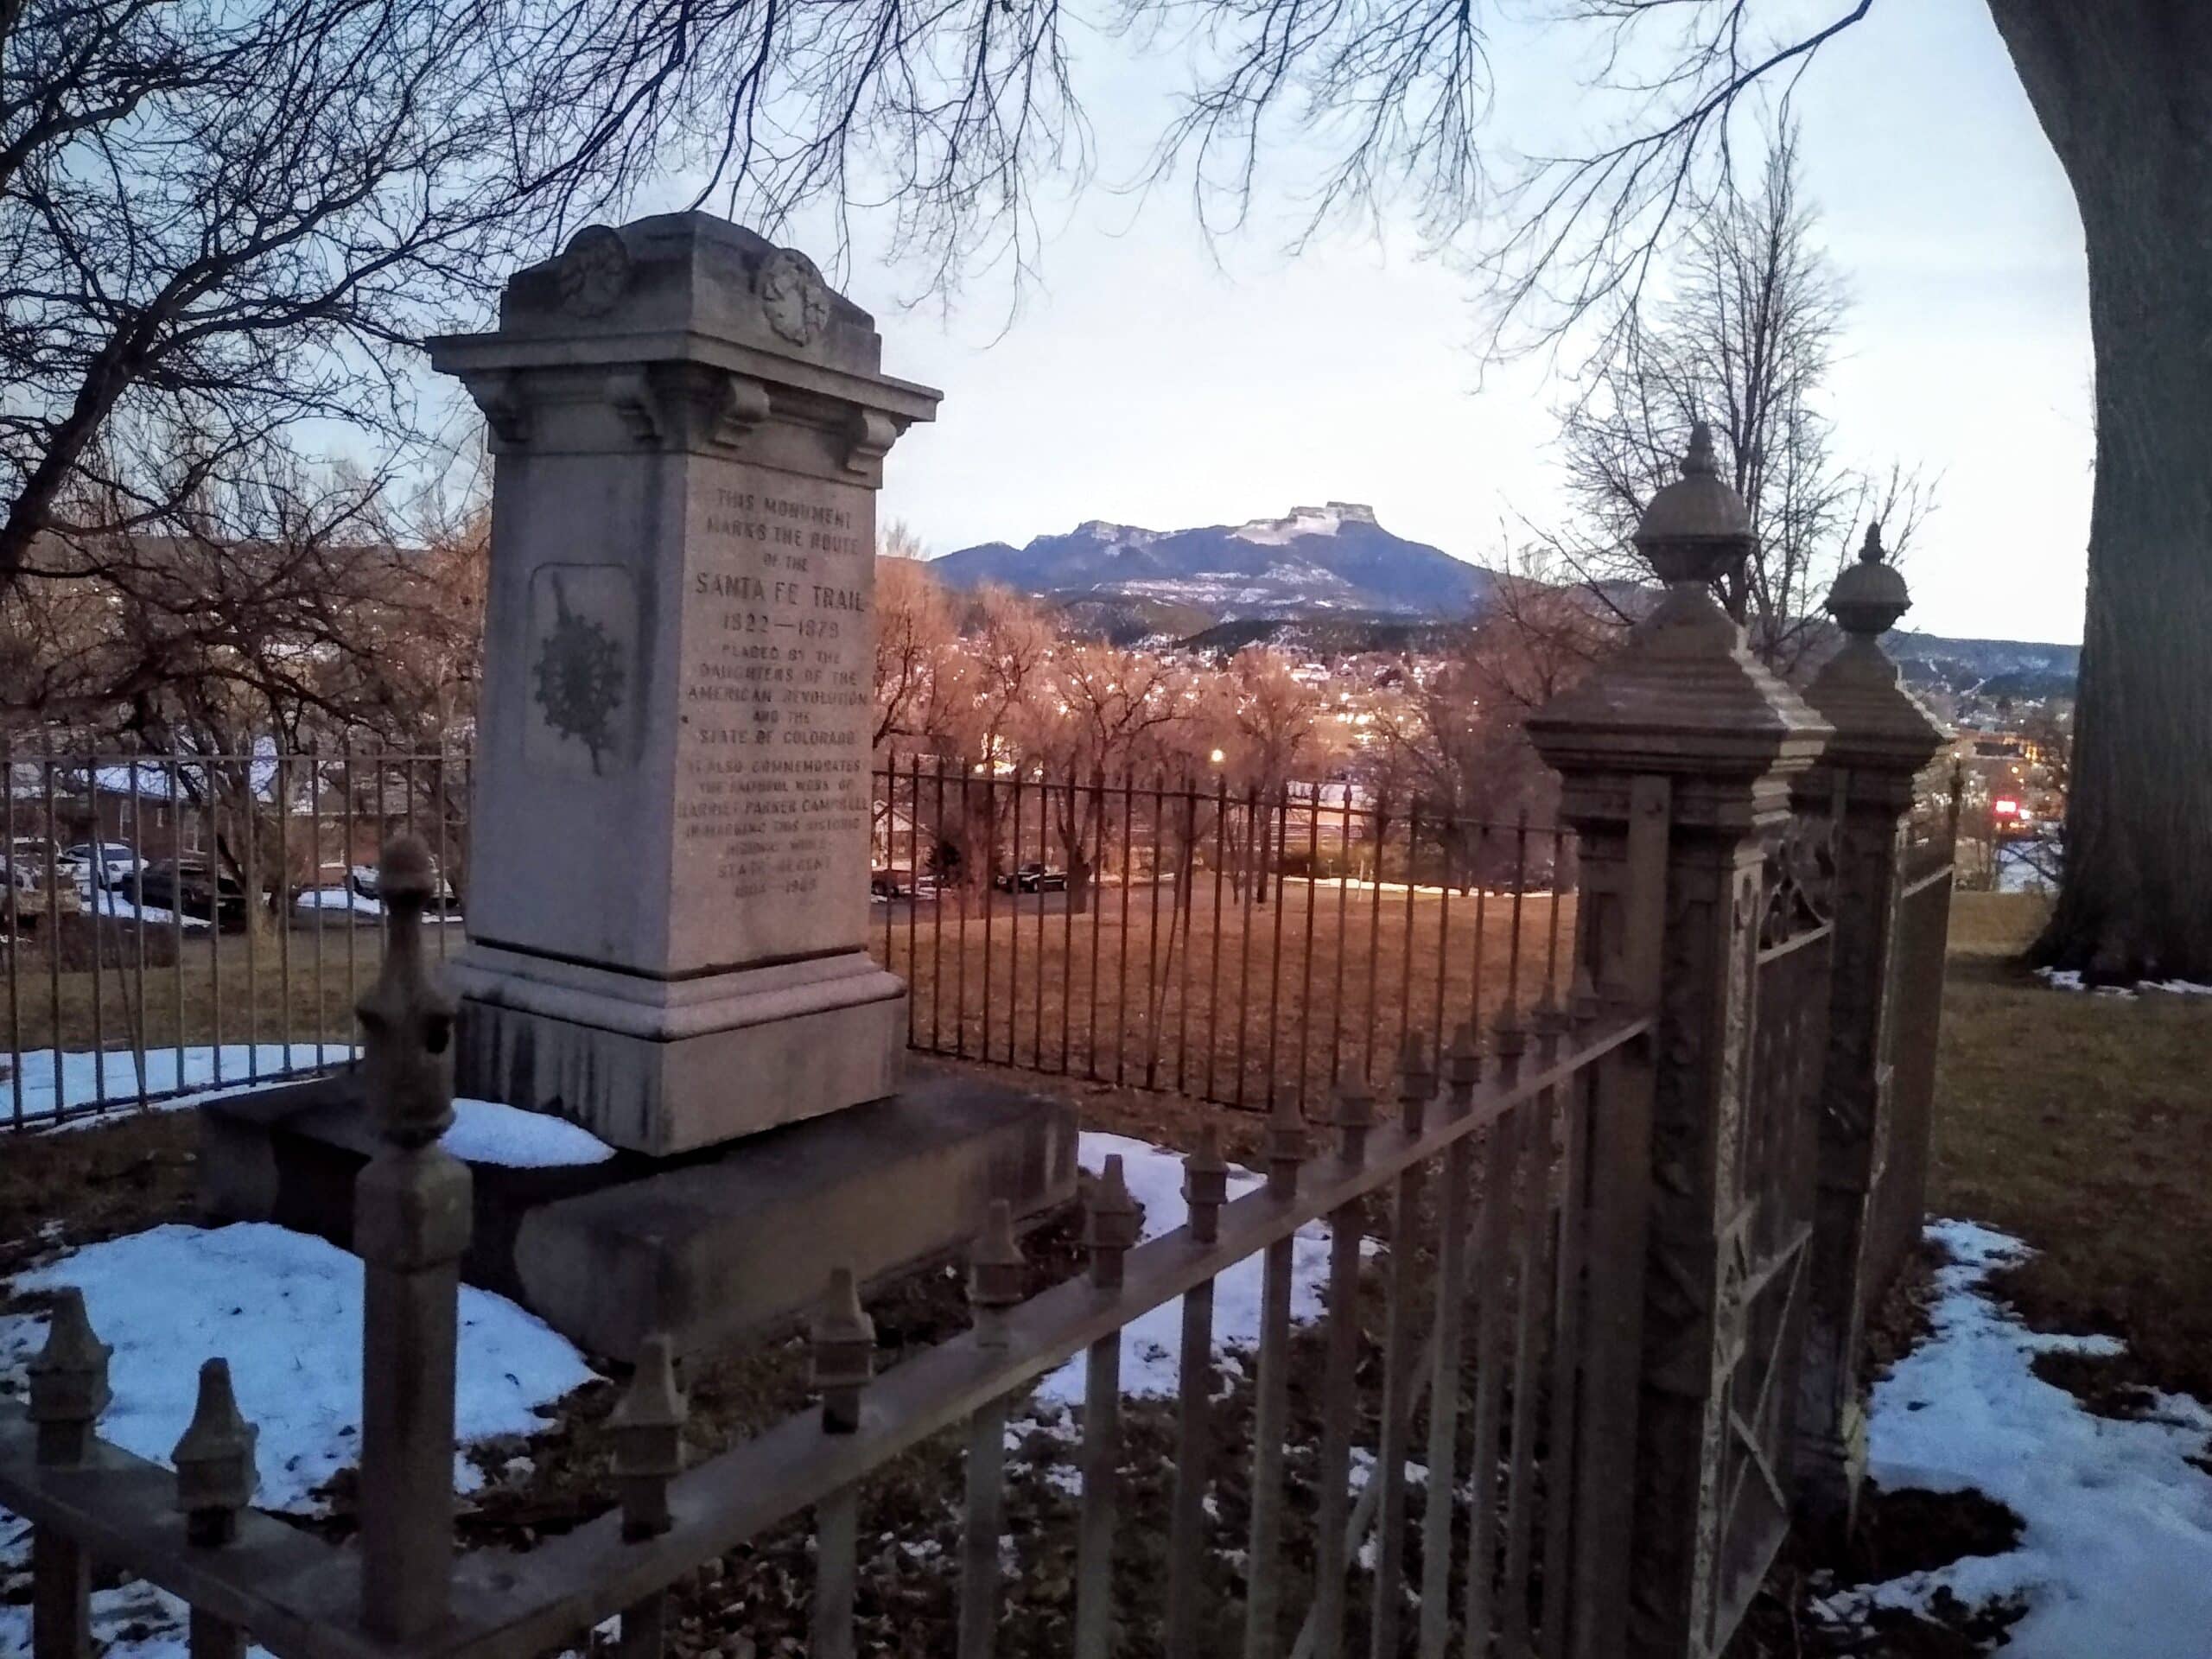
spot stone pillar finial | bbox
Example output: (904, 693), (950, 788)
(1631, 422), (1754, 588)
(1825, 519), (1912, 640)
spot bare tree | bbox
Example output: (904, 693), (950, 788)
(1016, 644), (1191, 914)
(1541, 130), (1929, 673)
(872, 524), (959, 753)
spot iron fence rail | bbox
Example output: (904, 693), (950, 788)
(2, 748), (1577, 1129)
(873, 761), (1582, 1107)
(0, 988), (1648, 1659)
(0, 745), (465, 1129)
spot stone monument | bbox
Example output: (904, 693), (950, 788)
(429, 214), (939, 1154)
(200, 215), (1075, 1363)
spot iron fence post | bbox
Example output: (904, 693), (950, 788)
(28, 1288), (108, 1659)
(352, 835), (467, 1643)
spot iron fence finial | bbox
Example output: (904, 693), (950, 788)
(1394, 1031), (1435, 1134)
(811, 1268), (875, 1435)
(1084, 1154), (1142, 1290)
(968, 1199), (1026, 1345)
(1446, 1020), (1484, 1099)
(355, 833), (455, 1147)
(1182, 1125), (1230, 1245)
(174, 1358), (257, 1546)
(29, 1287), (111, 1467)
(1331, 1062), (1376, 1163)
(1264, 1087), (1308, 1198)
(610, 1334), (687, 1539)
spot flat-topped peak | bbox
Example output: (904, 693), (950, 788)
(1232, 503), (1381, 544)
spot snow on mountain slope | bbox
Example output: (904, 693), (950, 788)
(929, 505), (1494, 620)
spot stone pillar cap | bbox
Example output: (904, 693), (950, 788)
(1825, 521), (1912, 637)
(1633, 422), (1753, 584)
(1805, 520), (1949, 774)
(428, 213), (941, 422)
(1529, 421), (1829, 799)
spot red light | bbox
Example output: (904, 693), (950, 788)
(1993, 798), (2021, 817)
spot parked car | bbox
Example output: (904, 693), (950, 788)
(869, 869), (944, 902)
(994, 862), (1069, 893)
(60, 842), (143, 888)
(345, 859), (455, 906)
(122, 860), (249, 929)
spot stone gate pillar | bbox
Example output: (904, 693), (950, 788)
(1528, 425), (1830, 1659)
(1793, 527), (1948, 1531)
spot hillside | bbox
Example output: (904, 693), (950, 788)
(1883, 630), (2081, 700)
(930, 504), (1496, 620)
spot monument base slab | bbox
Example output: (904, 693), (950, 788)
(199, 1060), (1077, 1363)
(449, 944), (905, 1155)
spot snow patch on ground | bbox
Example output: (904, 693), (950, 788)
(1033, 1132), (1338, 1408)
(7, 1042), (357, 1127)
(0, 1222), (598, 1508)
(79, 887), (205, 928)
(1821, 1219), (2212, 1657)
(443, 1098), (616, 1167)
(294, 885), (384, 916)
(0, 1222), (597, 1659)
(2033, 966), (2212, 999)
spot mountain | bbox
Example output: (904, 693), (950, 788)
(1882, 631), (2081, 701)
(930, 504), (1497, 620)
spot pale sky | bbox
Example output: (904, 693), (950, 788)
(746, 1), (2095, 645)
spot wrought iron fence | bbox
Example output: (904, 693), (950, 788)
(0, 758), (1966, 1659)
(0, 747), (1574, 1132)
(0, 841), (1645, 1659)
(0, 744), (467, 1130)
(870, 761), (1580, 1112)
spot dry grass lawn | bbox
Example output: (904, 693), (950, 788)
(1927, 890), (2212, 1400)
(874, 878), (1575, 1116)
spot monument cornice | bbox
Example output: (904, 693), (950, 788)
(427, 327), (942, 425)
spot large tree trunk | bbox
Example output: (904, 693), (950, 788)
(1992, 0), (2212, 980)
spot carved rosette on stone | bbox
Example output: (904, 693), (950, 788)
(429, 217), (940, 1155)
(1525, 422), (1833, 1655)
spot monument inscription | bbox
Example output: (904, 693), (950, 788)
(673, 464), (874, 967)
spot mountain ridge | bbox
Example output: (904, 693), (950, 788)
(929, 504), (1497, 620)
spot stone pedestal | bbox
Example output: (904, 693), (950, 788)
(199, 1061), (1078, 1363)
(429, 213), (938, 1155)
